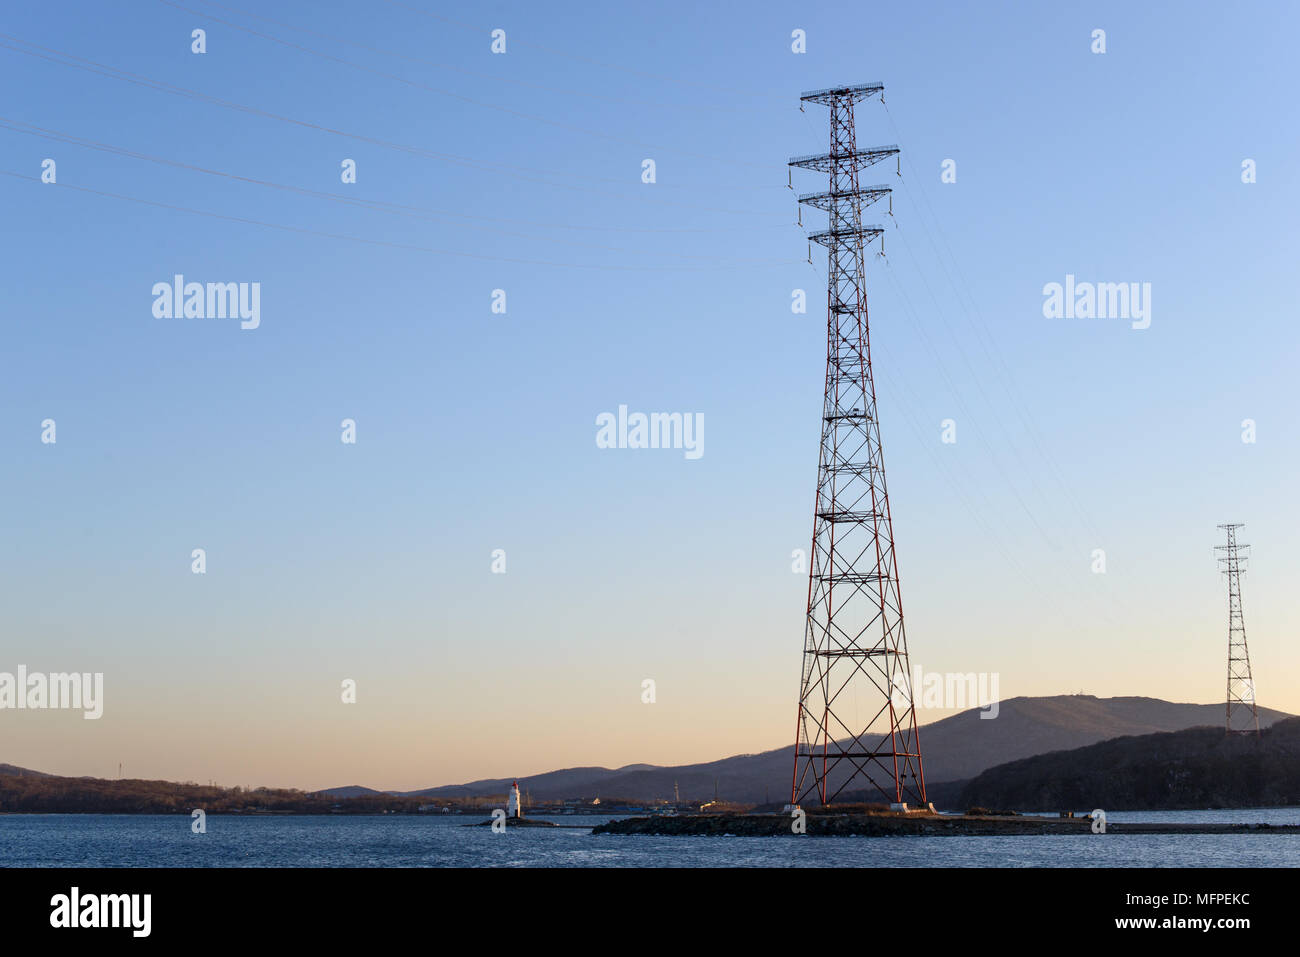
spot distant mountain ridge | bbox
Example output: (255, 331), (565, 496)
(9, 696), (1288, 806)
(376, 695), (1291, 804)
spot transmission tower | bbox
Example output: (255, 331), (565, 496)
(1216, 523), (1260, 735)
(787, 83), (926, 807)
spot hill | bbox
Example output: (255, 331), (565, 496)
(0, 763), (50, 778)
(314, 785), (386, 799)
(399, 695), (1291, 804)
(0, 772), (429, 814)
(8, 696), (1289, 811)
(958, 716), (1300, 811)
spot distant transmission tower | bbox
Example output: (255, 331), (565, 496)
(1216, 523), (1260, 735)
(788, 83), (926, 807)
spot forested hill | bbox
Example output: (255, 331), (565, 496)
(959, 717), (1300, 811)
(0, 772), (426, 814)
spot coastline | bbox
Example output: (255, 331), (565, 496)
(591, 813), (1300, 837)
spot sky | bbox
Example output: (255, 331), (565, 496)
(1, 0), (1296, 792)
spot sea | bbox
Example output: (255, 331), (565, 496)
(3, 808), (1300, 867)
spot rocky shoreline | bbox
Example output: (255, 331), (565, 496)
(469, 817), (558, 828)
(591, 813), (1300, 837)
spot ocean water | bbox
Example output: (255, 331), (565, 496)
(2, 809), (1298, 867)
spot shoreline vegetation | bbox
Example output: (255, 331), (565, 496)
(0, 766), (669, 816)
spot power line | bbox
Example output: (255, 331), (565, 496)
(880, 100), (1107, 549)
(792, 99), (1140, 634)
(377, 0), (788, 101)
(0, 169), (791, 271)
(177, 0), (743, 114)
(157, 0), (780, 172)
(0, 117), (795, 264)
(877, 241), (1058, 546)
(0, 33), (778, 216)
(805, 250), (1127, 635)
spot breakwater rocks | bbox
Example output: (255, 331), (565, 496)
(591, 813), (1300, 837)
(469, 817), (557, 828)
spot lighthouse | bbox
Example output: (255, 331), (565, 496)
(506, 781), (522, 819)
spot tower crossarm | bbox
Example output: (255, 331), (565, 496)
(789, 146), (899, 173)
(800, 82), (885, 105)
(808, 226), (885, 247)
(797, 186), (892, 212)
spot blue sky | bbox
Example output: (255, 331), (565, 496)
(1, 0), (1296, 790)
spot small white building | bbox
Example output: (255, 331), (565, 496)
(506, 781), (522, 818)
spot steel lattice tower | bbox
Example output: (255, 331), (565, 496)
(1216, 523), (1260, 735)
(787, 83), (926, 807)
